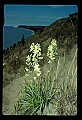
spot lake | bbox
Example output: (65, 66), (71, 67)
(3, 26), (34, 50)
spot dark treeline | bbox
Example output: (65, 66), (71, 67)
(69, 12), (78, 18)
(18, 25), (47, 32)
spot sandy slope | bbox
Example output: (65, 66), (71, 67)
(2, 45), (77, 115)
(2, 76), (27, 115)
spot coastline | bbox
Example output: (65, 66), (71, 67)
(14, 26), (35, 35)
(3, 26), (34, 50)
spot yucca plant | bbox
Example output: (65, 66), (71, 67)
(14, 39), (77, 115)
(14, 74), (57, 115)
(42, 47), (77, 115)
(14, 39), (58, 115)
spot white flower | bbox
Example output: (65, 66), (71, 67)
(33, 45), (39, 55)
(26, 55), (31, 62)
(33, 63), (41, 77)
(34, 77), (37, 80)
(30, 43), (35, 52)
(47, 70), (50, 73)
(34, 63), (40, 72)
(37, 72), (41, 77)
(51, 39), (57, 47)
(38, 51), (41, 56)
(25, 42), (42, 78)
(25, 73), (28, 76)
(32, 56), (38, 63)
(47, 39), (58, 63)
(25, 67), (29, 72)
(48, 45), (53, 52)
(31, 43), (43, 64)
(38, 56), (43, 60)
(48, 60), (52, 64)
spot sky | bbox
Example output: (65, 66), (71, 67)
(4, 5), (78, 26)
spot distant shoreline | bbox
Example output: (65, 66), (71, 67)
(14, 26), (35, 35)
(3, 26), (34, 50)
(17, 25), (48, 32)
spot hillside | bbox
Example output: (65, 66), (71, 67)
(3, 12), (78, 115)
(28, 12), (78, 51)
(3, 12), (78, 87)
(3, 44), (77, 115)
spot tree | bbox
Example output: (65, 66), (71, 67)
(17, 40), (20, 45)
(69, 12), (78, 18)
(3, 49), (5, 54)
(13, 43), (16, 48)
(21, 34), (25, 46)
(7, 47), (9, 51)
(26, 37), (28, 41)
(10, 45), (13, 50)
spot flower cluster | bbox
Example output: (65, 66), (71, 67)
(25, 42), (43, 78)
(30, 43), (43, 63)
(47, 39), (58, 63)
(25, 39), (58, 77)
(25, 54), (32, 76)
(34, 62), (41, 77)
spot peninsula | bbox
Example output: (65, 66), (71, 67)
(17, 25), (47, 32)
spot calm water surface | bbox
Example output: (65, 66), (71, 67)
(3, 26), (34, 50)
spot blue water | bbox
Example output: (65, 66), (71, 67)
(3, 26), (34, 50)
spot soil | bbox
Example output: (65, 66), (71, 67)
(2, 76), (27, 115)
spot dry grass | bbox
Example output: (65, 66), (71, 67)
(14, 45), (77, 115)
(42, 45), (77, 115)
